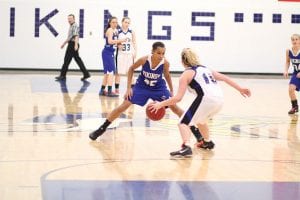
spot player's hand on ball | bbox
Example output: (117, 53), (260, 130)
(148, 101), (161, 113)
(146, 102), (166, 121)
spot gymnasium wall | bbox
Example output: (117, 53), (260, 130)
(0, 0), (300, 73)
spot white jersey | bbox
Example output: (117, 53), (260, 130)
(116, 28), (135, 75)
(118, 28), (134, 54)
(187, 65), (223, 98)
(180, 65), (224, 125)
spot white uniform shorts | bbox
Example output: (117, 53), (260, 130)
(180, 96), (224, 125)
(117, 52), (134, 75)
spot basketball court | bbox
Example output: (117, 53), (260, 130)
(0, 71), (299, 200)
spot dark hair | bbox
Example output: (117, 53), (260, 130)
(152, 41), (165, 51)
(104, 16), (117, 34)
(68, 14), (75, 19)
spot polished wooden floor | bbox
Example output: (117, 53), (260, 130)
(0, 71), (299, 200)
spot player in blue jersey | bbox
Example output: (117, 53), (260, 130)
(149, 48), (251, 157)
(100, 16), (127, 97)
(284, 34), (300, 114)
(89, 42), (202, 141)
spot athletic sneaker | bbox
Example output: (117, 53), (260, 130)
(170, 144), (192, 157)
(288, 106), (298, 114)
(89, 126), (106, 140)
(107, 91), (119, 97)
(196, 139), (215, 150)
(99, 90), (107, 96)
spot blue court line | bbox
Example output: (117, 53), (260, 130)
(41, 179), (300, 200)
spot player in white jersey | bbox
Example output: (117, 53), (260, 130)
(149, 48), (251, 157)
(115, 17), (137, 94)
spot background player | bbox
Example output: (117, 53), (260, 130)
(284, 33), (300, 114)
(114, 17), (137, 95)
(89, 42), (202, 141)
(149, 48), (251, 157)
(99, 16), (127, 97)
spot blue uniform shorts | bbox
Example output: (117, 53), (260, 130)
(290, 72), (300, 91)
(102, 48), (115, 74)
(129, 86), (171, 106)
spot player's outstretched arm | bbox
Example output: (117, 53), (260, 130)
(132, 30), (137, 59)
(212, 70), (251, 97)
(284, 49), (290, 78)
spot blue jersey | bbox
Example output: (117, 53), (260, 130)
(103, 30), (118, 52)
(289, 49), (300, 73)
(135, 55), (167, 91)
(129, 55), (170, 106)
(102, 29), (118, 73)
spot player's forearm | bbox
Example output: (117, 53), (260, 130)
(108, 38), (125, 45)
(159, 96), (180, 108)
(165, 76), (173, 92)
(110, 40), (119, 45)
(223, 76), (243, 92)
(132, 33), (137, 52)
(285, 62), (290, 72)
(167, 82), (173, 93)
(133, 43), (137, 53)
(127, 68), (134, 89)
(214, 71), (241, 91)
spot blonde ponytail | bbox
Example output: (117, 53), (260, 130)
(181, 48), (201, 67)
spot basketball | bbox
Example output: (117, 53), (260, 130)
(146, 104), (166, 121)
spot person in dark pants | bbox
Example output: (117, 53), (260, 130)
(56, 14), (90, 81)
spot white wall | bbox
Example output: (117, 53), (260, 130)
(0, 0), (300, 73)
